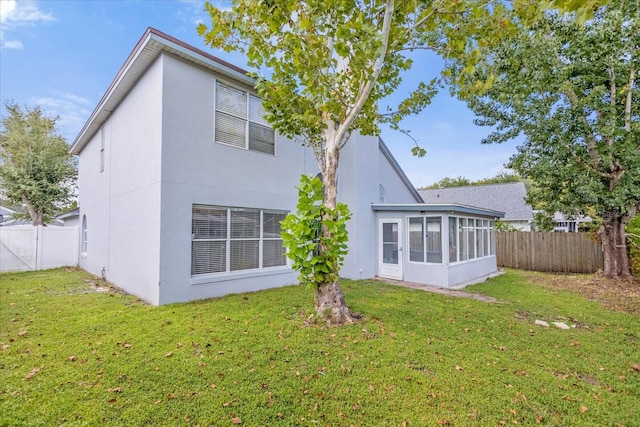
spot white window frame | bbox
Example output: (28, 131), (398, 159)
(214, 80), (276, 155)
(449, 216), (496, 264)
(191, 205), (288, 277)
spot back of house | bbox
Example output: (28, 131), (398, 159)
(71, 28), (420, 305)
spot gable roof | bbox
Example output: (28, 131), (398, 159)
(0, 206), (16, 216)
(71, 27), (253, 155)
(418, 182), (533, 221)
(55, 207), (80, 220)
(379, 138), (423, 203)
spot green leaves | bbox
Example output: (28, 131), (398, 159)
(0, 102), (77, 225)
(280, 175), (351, 289)
(448, 0), (638, 275)
(451, 1), (639, 218)
(199, 0), (521, 156)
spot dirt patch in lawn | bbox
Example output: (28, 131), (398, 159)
(518, 270), (640, 314)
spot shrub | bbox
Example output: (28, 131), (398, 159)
(627, 215), (640, 277)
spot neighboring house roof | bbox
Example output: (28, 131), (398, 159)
(56, 207), (80, 221)
(552, 212), (592, 223)
(71, 27), (253, 155)
(0, 205), (16, 216)
(0, 206), (16, 224)
(418, 182), (533, 221)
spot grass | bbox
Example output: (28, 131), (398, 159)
(1, 268), (639, 426)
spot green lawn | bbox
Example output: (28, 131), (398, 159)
(1, 268), (638, 426)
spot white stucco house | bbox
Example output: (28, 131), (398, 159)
(71, 28), (503, 305)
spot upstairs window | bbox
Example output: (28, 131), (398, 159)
(215, 81), (275, 155)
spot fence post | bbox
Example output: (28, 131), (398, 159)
(35, 225), (43, 270)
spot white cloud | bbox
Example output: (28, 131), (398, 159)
(1, 0), (55, 49)
(2, 39), (22, 49)
(31, 92), (92, 141)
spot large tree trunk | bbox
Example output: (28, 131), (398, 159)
(316, 142), (355, 325)
(598, 209), (633, 278)
(23, 197), (43, 226)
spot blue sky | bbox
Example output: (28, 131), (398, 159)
(1, 0), (520, 188)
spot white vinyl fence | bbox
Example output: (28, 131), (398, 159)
(0, 225), (78, 272)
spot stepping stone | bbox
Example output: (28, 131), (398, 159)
(553, 322), (571, 330)
(534, 319), (549, 327)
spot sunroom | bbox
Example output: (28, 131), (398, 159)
(372, 204), (505, 288)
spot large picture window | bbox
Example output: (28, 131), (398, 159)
(408, 216), (442, 264)
(215, 81), (275, 155)
(191, 205), (287, 276)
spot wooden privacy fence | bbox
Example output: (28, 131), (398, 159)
(496, 231), (604, 273)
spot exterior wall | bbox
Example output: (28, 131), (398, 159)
(78, 56), (164, 304)
(338, 136), (419, 280)
(337, 134), (379, 280)
(157, 54), (318, 304)
(447, 256), (498, 287)
(61, 217), (80, 228)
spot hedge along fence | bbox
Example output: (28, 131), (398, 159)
(496, 231), (604, 274)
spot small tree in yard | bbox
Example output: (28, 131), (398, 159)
(0, 102), (77, 225)
(448, 0), (638, 278)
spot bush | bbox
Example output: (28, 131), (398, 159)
(627, 215), (640, 277)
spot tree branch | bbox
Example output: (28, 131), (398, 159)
(333, 0), (395, 151)
(564, 87), (600, 170)
(608, 67), (616, 146)
(625, 65), (635, 132)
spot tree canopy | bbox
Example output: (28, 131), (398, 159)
(198, 0), (519, 324)
(450, 0), (639, 277)
(422, 172), (522, 189)
(0, 102), (77, 225)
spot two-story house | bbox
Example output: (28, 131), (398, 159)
(71, 28), (503, 305)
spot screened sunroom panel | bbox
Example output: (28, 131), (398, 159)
(409, 217), (424, 262)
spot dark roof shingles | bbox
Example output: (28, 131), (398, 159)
(417, 182), (533, 220)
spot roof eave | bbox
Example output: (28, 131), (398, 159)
(371, 203), (505, 218)
(70, 27), (254, 155)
